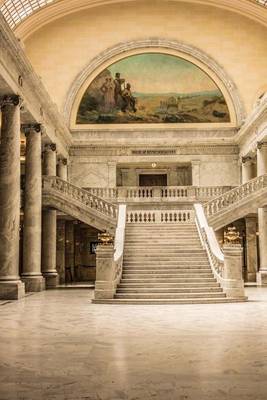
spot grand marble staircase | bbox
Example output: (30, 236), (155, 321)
(111, 223), (230, 304)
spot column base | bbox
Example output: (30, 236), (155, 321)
(246, 272), (257, 283)
(21, 275), (45, 292)
(0, 281), (25, 300)
(43, 272), (59, 288)
(257, 271), (267, 286)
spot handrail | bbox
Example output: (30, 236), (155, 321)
(194, 203), (224, 279)
(42, 176), (118, 220)
(113, 204), (127, 288)
(204, 174), (267, 218)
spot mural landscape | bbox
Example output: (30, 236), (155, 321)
(76, 53), (230, 124)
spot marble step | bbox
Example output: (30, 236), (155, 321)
(122, 273), (214, 279)
(92, 298), (246, 305)
(117, 287), (223, 294)
(123, 257), (208, 267)
(115, 292), (226, 299)
(124, 250), (206, 256)
(123, 264), (210, 270)
(118, 282), (220, 288)
(122, 268), (212, 277)
(124, 254), (207, 258)
(120, 277), (217, 283)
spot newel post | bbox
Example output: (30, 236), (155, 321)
(94, 232), (115, 299)
(222, 244), (246, 299)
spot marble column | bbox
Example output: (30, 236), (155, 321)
(57, 158), (68, 181)
(257, 142), (267, 285)
(56, 220), (66, 284)
(65, 221), (75, 283)
(42, 143), (58, 288)
(21, 124), (45, 292)
(0, 95), (25, 299)
(241, 157), (255, 184)
(245, 216), (258, 282)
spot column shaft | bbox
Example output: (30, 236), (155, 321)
(245, 217), (258, 282)
(42, 144), (58, 288)
(56, 220), (66, 284)
(0, 96), (25, 299)
(257, 143), (267, 285)
(57, 158), (68, 181)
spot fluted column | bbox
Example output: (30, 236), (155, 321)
(42, 143), (58, 288)
(57, 158), (68, 181)
(241, 157), (255, 184)
(21, 124), (45, 292)
(257, 142), (267, 285)
(0, 95), (25, 299)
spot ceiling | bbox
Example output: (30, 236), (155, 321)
(1, 0), (267, 30)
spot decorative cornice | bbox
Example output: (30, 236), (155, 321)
(65, 38), (245, 128)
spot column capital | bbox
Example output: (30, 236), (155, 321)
(0, 95), (22, 109)
(241, 156), (252, 164)
(58, 157), (68, 166)
(21, 123), (42, 136)
(257, 141), (267, 150)
(44, 143), (57, 152)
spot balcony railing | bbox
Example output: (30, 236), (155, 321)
(84, 185), (233, 203)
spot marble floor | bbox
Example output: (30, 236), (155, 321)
(1, 288), (267, 400)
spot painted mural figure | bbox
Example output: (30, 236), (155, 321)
(121, 83), (137, 113)
(114, 72), (125, 107)
(100, 77), (115, 112)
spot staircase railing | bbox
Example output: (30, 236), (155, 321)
(113, 204), (127, 288)
(204, 174), (267, 219)
(194, 204), (246, 299)
(42, 176), (118, 220)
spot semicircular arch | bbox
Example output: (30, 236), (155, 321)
(65, 38), (245, 128)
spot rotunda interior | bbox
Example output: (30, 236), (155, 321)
(1, 1), (267, 399)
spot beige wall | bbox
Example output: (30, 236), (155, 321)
(24, 1), (267, 117)
(70, 154), (240, 188)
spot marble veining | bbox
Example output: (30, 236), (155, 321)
(0, 288), (267, 399)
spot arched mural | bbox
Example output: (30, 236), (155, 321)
(76, 53), (230, 124)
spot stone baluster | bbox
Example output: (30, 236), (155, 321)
(0, 95), (25, 299)
(42, 143), (58, 288)
(257, 142), (267, 285)
(21, 124), (45, 292)
(57, 157), (68, 181)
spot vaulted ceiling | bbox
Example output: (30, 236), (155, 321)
(1, 0), (267, 33)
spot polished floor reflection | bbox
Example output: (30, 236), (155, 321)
(0, 288), (267, 400)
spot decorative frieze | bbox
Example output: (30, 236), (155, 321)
(70, 145), (239, 157)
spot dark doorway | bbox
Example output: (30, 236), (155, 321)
(139, 174), (167, 186)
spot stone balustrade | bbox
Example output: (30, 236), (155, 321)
(127, 209), (195, 224)
(203, 174), (267, 229)
(84, 185), (233, 203)
(194, 204), (246, 300)
(42, 176), (118, 232)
